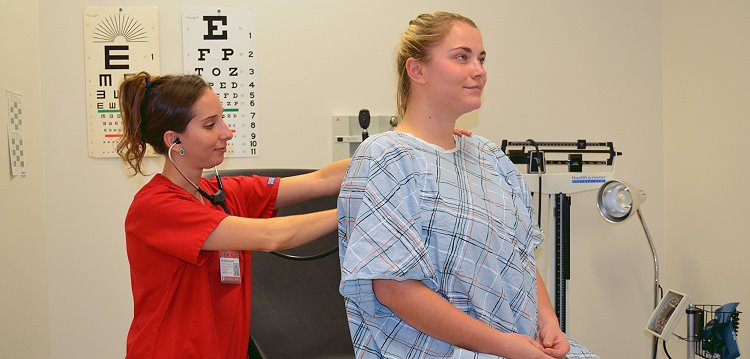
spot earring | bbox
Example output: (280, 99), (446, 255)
(179, 147), (185, 156)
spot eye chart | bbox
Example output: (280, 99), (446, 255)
(183, 7), (258, 157)
(6, 91), (26, 177)
(83, 6), (160, 158)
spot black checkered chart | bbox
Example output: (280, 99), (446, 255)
(6, 91), (26, 177)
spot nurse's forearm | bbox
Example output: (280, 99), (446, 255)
(203, 209), (336, 251)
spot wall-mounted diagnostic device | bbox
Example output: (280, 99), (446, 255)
(358, 109), (370, 141)
(332, 110), (395, 161)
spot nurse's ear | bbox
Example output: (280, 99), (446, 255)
(406, 57), (427, 86)
(163, 130), (181, 149)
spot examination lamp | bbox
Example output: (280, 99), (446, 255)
(596, 180), (659, 359)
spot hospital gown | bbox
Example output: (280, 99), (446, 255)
(338, 132), (598, 359)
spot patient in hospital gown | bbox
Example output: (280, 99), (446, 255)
(338, 11), (599, 359)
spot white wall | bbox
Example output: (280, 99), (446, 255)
(3, 0), (703, 358)
(662, 0), (750, 357)
(0, 0), (51, 358)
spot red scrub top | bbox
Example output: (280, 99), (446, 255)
(124, 174), (279, 359)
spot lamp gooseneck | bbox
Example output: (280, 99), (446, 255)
(596, 180), (659, 359)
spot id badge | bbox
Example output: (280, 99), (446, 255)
(219, 250), (241, 284)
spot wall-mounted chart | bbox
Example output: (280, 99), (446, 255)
(183, 7), (258, 158)
(83, 6), (160, 157)
(6, 91), (26, 177)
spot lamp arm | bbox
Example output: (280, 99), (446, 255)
(636, 208), (660, 359)
(636, 208), (660, 307)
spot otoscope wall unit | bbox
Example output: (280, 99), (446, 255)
(332, 110), (395, 161)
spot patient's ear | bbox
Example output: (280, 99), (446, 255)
(406, 57), (426, 85)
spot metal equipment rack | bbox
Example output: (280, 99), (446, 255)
(686, 304), (741, 358)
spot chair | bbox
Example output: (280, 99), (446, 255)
(207, 168), (355, 359)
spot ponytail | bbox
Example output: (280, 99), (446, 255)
(117, 71), (151, 176)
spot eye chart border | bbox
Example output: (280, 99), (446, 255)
(182, 7), (259, 158)
(83, 6), (160, 158)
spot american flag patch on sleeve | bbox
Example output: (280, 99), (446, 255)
(266, 177), (277, 186)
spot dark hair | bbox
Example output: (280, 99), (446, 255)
(396, 12), (477, 119)
(117, 71), (210, 175)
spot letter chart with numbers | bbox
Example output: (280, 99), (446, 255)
(183, 7), (259, 158)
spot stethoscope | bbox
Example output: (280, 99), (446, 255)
(168, 138), (337, 261)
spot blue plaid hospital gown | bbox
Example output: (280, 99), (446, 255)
(338, 132), (598, 359)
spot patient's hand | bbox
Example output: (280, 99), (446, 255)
(501, 333), (556, 359)
(537, 325), (570, 359)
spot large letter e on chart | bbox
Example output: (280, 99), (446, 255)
(203, 16), (228, 40)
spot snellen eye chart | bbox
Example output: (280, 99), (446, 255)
(83, 6), (160, 158)
(183, 7), (259, 158)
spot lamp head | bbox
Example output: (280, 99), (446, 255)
(596, 180), (647, 223)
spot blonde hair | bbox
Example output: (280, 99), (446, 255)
(396, 11), (477, 119)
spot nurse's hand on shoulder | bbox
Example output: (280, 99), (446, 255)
(453, 128), (473, 137)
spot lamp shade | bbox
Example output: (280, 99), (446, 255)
(596, 180), (647, 223)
